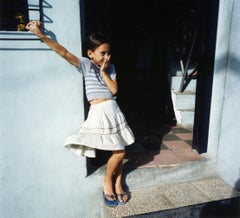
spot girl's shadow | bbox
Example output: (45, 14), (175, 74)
(86, 120), (173, 177)
(123, 121), (172, 172)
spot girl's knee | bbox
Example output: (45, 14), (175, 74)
(113, 150), (126, 160)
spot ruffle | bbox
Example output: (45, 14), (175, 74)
(64, 100), (135, 158)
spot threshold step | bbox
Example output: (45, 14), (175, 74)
(104, 177), (240, 218)
(127, 197), (240, 218)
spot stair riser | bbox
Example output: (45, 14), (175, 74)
(178, 110), (195, 128)
(171, 76), (196, 92)
(175, 94), (196, 110)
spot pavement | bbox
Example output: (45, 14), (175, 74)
(104, 177), (240, 217)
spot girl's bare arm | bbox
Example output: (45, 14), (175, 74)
(100, 57), (118, 95)
(25, 21), (79, 67)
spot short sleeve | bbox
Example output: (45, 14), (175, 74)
(108, 64), (117, 80)
(77, 57), (91, 75)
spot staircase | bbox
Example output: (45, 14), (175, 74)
(170, 66), (197, 129)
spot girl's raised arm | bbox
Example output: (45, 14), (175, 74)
(26, 21), (79, 67)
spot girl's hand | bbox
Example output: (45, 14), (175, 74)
(99, 55), (118, 95)
(100, 55), (111, 75)
(25, 21), (42, 35)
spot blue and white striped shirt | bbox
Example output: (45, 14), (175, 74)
(78, 57), (117, 101)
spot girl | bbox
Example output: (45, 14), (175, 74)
(26, 21), (135, 207)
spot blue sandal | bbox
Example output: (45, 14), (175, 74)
(117, 192), (130, 205)
(103, 192), (118, 207)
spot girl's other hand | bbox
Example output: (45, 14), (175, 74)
(25, 21), (42, 34)
(100, 55), (111, 74)
(102, 55), (111, 69)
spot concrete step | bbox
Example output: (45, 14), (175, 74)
(104, 176), (240, 218)
(171, 76), (197, 93)
(178, 109), (195, 129)
(126, 197), (240, 218)
(171, 91), (195, 128)
(124, 154), (219, 190)
(174, 91), (196, 110)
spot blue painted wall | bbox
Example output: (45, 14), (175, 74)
(208, 0), (240, 188)
(0, 1), (104, 217)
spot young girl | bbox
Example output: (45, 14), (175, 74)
(26, 21), (135, 207)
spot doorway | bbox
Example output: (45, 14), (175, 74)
(83, 0), (218, 174)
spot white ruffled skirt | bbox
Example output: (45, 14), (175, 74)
(64, 99), (135, 158)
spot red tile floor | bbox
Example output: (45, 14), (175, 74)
(124, 125), (201, 169)
(87, 124), (202, 175)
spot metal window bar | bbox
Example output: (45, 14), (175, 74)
(0, 0), (43, 40)
(179, 31), (198, 92)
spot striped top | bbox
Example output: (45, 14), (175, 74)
(78, 57), (117, 101)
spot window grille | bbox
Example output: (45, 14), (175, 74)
(0, 0), (43, 40)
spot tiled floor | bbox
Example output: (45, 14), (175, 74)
(124, 125), (201, 169)
(87, 124), (202, 175)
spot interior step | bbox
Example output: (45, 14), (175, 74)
(178, 109), (195, 128)
(171, 91), (195, 128)
(104, 177), (240, 218)
(173, 91), (196, 110)
(171, 76), (197, 93)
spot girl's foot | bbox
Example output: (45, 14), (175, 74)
(115, 185), (130, 204)
(116, 192), (130, 205)
(103, 192), (118, 207)
(103, 178), (117, 206)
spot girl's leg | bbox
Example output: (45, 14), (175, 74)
(115, 158), (129, 203)
(103, 150), (126, 198)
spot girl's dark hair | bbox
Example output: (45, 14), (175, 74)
(85, 33), (111, 52)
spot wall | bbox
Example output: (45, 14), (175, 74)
(208, 0), (240, 188)
(0, 1), (103, 217)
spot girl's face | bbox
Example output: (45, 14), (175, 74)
(88, 43), (111, 67)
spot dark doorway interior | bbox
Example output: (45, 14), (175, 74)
(84, 0), (200, 124)
(83, 0), (215, 174)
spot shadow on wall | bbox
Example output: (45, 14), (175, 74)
(215, 53), (240, 76)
